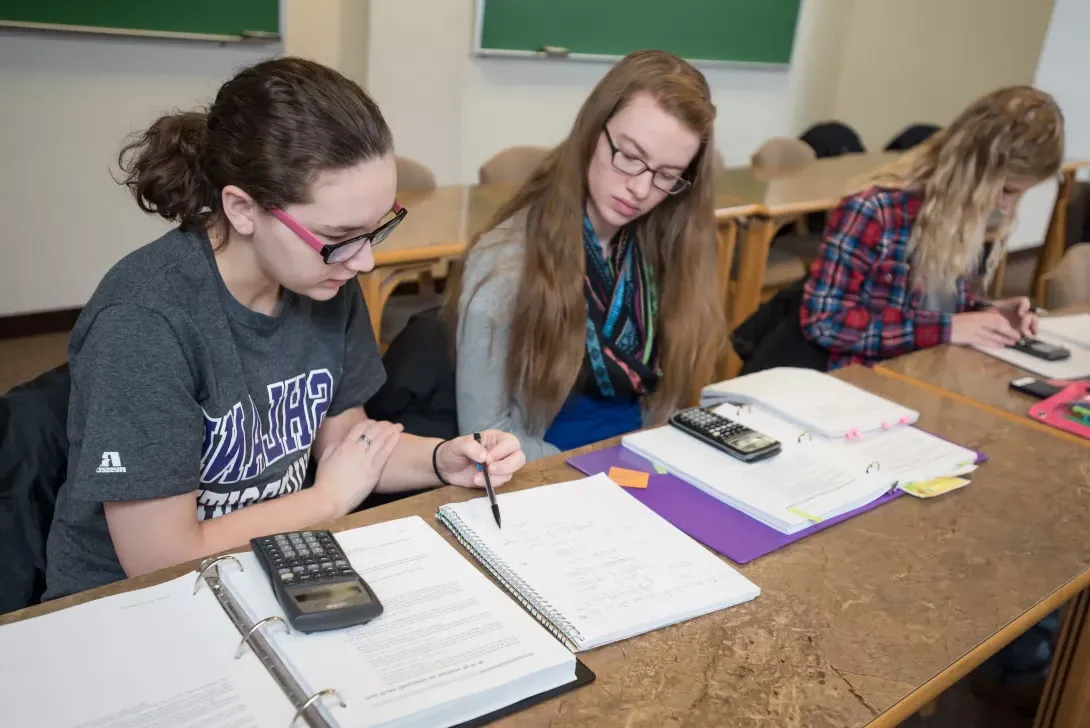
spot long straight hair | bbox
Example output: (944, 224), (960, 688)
(864, 86), (1063, 292)
(445, 50), (724, 428)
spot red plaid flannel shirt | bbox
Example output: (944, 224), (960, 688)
(801, 187), (982, 370)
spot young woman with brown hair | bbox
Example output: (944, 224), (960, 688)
(44, 58), (525, 600)
(447, 50), (725, 460)
(802, 86), (1065, 370)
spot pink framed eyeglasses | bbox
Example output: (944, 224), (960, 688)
(268, 203), (407, 264)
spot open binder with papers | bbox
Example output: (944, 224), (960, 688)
(699, 366), (920, 438)
(0, 517), (592, 728)
(627, 371), (982, 535)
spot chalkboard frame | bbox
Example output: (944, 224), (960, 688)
(472, 0), (798, 69)
(0, 0), (281, 44)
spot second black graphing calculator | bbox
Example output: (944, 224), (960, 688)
(669, 407), (782, 463)
(251, 530), (383, 633)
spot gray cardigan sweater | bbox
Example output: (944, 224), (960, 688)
(455, 214), (561, 462)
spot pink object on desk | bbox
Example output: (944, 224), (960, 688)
(1028, 382), (1090, 440)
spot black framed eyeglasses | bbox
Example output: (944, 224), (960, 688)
(602, 126), (692, 195)
(270, 203), (408, 264)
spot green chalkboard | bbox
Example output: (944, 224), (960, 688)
(0, 0), (278, 40)
(477, 0), (800, 65)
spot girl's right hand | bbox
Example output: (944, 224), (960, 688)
(314, 419), (402, 516)
(950, 310), (1021, 348)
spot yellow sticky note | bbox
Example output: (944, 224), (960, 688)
(787, 507), (823, 523)
(652, 462), (668, 475)
(608, 466), (650, 489)
(901, 477), (971, 499)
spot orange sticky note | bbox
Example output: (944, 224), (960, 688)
(608, 466), (649, 489)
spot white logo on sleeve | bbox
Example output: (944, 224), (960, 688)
(96, 452), (127, 474)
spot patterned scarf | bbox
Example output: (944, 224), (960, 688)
(581, 215), (660, 399)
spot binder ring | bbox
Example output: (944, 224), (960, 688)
(797, 431), (812, 443)
(866, 461), (881, 474)
(192, 555), (244, 594)
(734, 403), (752, 415)
(235, 615), (291, 659)
(291, 688), (345, 727)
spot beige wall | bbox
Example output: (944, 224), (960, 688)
(0, 0), (1067, 315)
(828, 0), (1054, 150)
(282, 0), (368, 86)
(786, 0), (856, 135)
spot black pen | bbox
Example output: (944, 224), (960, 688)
(473, 432), (502, 528)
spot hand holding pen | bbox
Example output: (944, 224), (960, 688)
(474, 432), (502, 528)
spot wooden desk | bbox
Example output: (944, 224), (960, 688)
(361, 183), (516, 336)
(877, 304), (1090, 420)
(6, 365), (1090, 726)
(366, 182), (763, 343)
(717, 153), (901, 338)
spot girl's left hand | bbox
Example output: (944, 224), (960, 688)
(435, 431), (526, 488)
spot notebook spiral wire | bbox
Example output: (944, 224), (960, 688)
(436, 509), (583, 651)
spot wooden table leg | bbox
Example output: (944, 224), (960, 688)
(715, 221), (740, 380)
(730, 216), (775, 332)
(1035, 588), (1090, 728)
(1032, 171), (1075, 304)
(358, 271), (384, 341)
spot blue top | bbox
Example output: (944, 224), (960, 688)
(543, 392), (642, 451)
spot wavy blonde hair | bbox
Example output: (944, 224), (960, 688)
(864, 86), (1063, 292)
(445, 50), (723, 428)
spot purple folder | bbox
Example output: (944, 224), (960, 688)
(568, 444), (985, 564)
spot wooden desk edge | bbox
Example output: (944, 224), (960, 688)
(870, 575), (1090, 727)
(372, 243), (466, 267)
(872, 364), (1090, 449)
(715, 203), (765, 219)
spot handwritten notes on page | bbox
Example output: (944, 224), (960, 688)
(438, 474), (760, 650)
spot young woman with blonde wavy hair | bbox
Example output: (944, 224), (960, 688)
(802, 86), (1064, 370)
(447, 50), (724, 460)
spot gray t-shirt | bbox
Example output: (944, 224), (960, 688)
(44, 228), (385, 599)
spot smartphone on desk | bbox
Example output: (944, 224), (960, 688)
(1009, 376), (1063, 400)
(1008, 338), (1070, 362)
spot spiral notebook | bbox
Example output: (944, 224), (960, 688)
(0, 517), (591, 728)
(436, 474), (761, 652)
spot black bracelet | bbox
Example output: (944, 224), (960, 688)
(432, 439), (451, 485)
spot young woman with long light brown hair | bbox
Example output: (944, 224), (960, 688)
(802, 86), (1064, 370)
(447, 50), (724, 460)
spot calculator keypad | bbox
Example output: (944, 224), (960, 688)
(676, 409), (747, 443)
(669, 407), (781, 462)
(258, 531), (355, 586)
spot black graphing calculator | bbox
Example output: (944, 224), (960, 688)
(251, 530), (383, 633)
(669, 407), (782, 463)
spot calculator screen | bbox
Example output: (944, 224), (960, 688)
(730, 433), (777, 453)
(293, 582), (371, 611)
